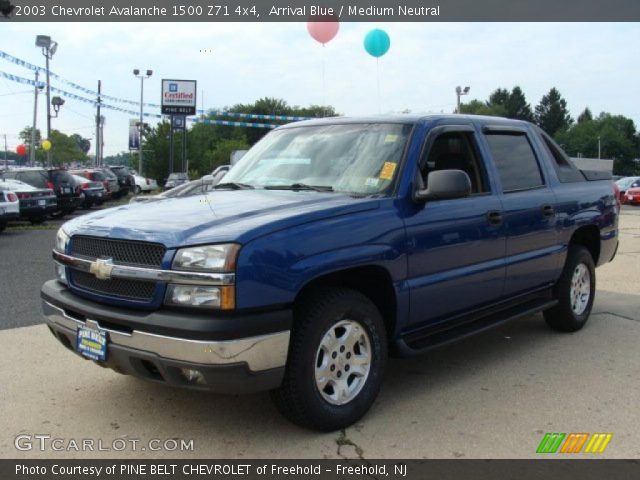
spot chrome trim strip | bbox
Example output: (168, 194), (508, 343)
(42, 300), (289, 372)
(52, 250), (235, 286)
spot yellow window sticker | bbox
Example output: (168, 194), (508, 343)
(379, 162), (397, 181)
(384, 134), (399, 143)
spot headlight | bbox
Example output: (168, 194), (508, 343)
(55, 228), (70, 253)
(165, 284), (235, 309)
(172, 244), (240, 272)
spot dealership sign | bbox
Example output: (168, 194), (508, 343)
(161, 79), (197, 115)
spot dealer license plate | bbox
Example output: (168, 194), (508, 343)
(76, 325), (107, 361)
(38, 199), (46, 206)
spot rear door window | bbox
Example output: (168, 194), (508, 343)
(485, 133), (544, 192)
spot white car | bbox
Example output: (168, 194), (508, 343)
(0, 184), (20, 233)
(133, 175), (159, 194)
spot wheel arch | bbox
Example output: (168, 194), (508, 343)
(294, 265), (398, 344)
(569, 225), (601, 264)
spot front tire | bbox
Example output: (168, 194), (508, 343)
(544, 246), (596, 332)
(271, 288), (387, 431)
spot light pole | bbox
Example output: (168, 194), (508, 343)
(30, 71), (44, 166)
(133, 69), (152, 175)
(456, 86), (470, 113)
(36, 35), (57, 166)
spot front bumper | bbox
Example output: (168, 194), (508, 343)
(41, 280), (291, 393)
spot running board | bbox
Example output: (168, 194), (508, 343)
(396, 297), (558, 356)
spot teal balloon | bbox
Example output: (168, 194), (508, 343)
(364, 29), (390, 58)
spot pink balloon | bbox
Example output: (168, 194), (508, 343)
(307, 20), (339, 45)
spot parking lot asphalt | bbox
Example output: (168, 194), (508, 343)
(0, 206), (639, 459)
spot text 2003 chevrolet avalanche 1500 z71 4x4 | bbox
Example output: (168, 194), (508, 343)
(42, 115), (619, 431)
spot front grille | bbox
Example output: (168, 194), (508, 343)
(69, 236), (166, 304)
(71, 236), (165, 267)
(71, 270), (155, 300)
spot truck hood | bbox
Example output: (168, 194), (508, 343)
(63, 189), (380, 248)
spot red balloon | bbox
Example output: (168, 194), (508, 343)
(16, 144), (27, 156)
(307, 20), (339, 45)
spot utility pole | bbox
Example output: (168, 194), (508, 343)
(598, 136), (601, 159)
(3, 134), (7, 170)
(30, 71), (40, 166)
(99, 115), (105, 165)
(95, 80), (101, 166)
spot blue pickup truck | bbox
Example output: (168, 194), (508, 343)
(42, 115), (619, 431)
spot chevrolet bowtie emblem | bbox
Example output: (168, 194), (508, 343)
(89, 258), (114, 280)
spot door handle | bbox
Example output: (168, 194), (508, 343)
(542, 204), (555, 217)
(487, 210), (503, 226)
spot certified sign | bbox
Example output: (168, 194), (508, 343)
(161, 79), (197, 115)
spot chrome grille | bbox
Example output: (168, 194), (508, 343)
(71, 270), (155, 300)
(69, 236), (165, 303)
(71, 236), (165, 267)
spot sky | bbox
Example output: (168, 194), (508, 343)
(0, 22), (639, 157)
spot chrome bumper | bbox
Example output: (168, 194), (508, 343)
(42, 300), (290, 372)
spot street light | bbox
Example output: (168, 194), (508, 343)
(455, 85), (470, 113)
(36, 35), (58, 166)
(51, 96), (65, 117)
(133, 68), (152, 175)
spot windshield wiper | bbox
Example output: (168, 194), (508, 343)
(264, 183), (334, 192)
(213, 182), (254, 190)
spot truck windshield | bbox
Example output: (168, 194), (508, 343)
(222, 123), (412, 195)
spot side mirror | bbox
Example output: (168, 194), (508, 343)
(414, 169), (472, 202)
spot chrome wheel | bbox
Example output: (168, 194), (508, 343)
(570, 263), (591, 315)
(314, 319), (372, 406)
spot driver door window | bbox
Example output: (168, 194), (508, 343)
(420, 131), (488, 195)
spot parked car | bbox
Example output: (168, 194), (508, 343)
(130, 175), (215, 204)
(0, 185), (19, 232)
(615, 176), (640, 204)
(164, 172), (189, 190)
(108, 166), (135, 198)
(42, 115), (619, 431)
(625, 186), (640, 205)
(132, 175), (159, 194)
(71, 169), (113, 203)
(99, 168), (120, 198)
(0, 178), (57, 224)
(2, 167), (81, 217)
(70, 174), (105, 209)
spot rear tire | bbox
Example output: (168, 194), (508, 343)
(0, 222), (6, 233)
(271, 287), (387, 431)
(544, 246), (596, 332)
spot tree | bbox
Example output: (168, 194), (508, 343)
(48, 130), (88, 165)
(458, 99), (505, 117)
(18, 126), (41, 150)
(577, 107), (593, 124)
(487, 88), (510, 108)
(459, 87), (533, 121)
(555, 112), (639, 175)
(70, 134), (91, 155)
(505, 86), (534, 122)
(535, 88), (573, 136)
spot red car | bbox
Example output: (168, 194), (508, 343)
(626, 186), (640, 205)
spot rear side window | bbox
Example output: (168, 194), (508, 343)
(19, 171), (46, 188)
(51, 170), (73, 184)
(485, 133), (544, 192)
